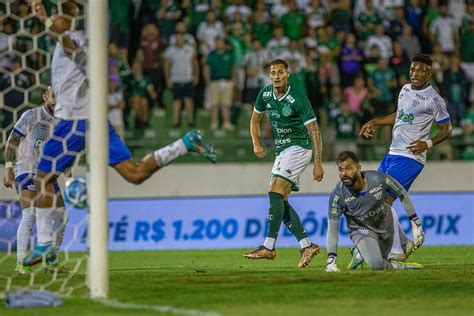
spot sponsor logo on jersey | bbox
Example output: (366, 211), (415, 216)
(276, 127), (292, 134)
(263, 91), (272, 98)
(275, 138), (291, 145)
(415, 93), (427, 101)
(368, 185), (383, 194)
(397, 109), (414, 124)
(266, 103), (272, 109)
(344, 196), (356, 203)
(412, 100), (420, 107)
(358, 229), (369, 235)
(34, 139), (45, 148)
(285, 95), (295, 104)
(354, 205), (385, 222)
(285, 169), (292, 175)
(374, 192), (383, 200)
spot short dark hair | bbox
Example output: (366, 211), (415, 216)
(269, 59), (289, 69)
(412, 53), (432, 66)
(337, 151), (360, 165)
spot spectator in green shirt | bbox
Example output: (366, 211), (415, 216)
(334, 100), (359, 155)
(204, 37), (236, 131)
(280, 1), (305, 40)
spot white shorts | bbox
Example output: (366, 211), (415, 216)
(271, 145), (312, 191)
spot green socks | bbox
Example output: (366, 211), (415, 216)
(267, 192), (285, 239)
(283, 201), (308, 241)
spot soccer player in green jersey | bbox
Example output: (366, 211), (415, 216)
(243, 59), (324, 268)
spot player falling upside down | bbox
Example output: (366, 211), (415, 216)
(3, 87), (66, 274)
(359, 53), (452, 262)
(325, 151), (425, 272)
(24, 1), (216, 268)
(244, 59), (324, 268)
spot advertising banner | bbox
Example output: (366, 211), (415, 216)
(1, 193), (472, 252)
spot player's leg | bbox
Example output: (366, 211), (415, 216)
(382, 155), (424, 260)
(243, 177), (289, 260)
(15, 175), (36, 274)
(184, 96), (195, 127)
(111, 124), (215, 184)
(210, 82), (219, 130)
(172, 89), (182, 128)
(221, 81), (234, 130)
(355, 236), (393, 270)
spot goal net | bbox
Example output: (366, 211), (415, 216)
(0, 0), (106, 300)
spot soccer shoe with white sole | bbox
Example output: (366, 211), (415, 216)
(398, 262), (424, 270)
(15, 264), (32, 275)
(243, 245), (276, 260)
(347, 246), (364, 270)
(22, 245), (56, 267)
(388, 240), (417, 262)
(298, 243), (320, 268)
(182, 130), (217, 163)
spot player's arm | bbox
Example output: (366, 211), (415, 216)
(33, 1), (78, 53)
(326, 190), (342, 272)
(306, 121), (324, 182)
(359, 112), (397, 138)
(250, 111), (265, 158)
(384, 174), (425, 248)
(3, 132), (21, 188)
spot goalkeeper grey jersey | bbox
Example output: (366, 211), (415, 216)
(328, 171), (409, 236)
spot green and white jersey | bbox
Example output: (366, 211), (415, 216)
(255, 84), (316, 155)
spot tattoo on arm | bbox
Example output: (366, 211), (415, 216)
(309, 122), (323, 162)
(5, 133), (21, 163)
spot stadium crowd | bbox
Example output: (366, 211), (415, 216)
(1, 0), (474, 160)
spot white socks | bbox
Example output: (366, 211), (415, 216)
(52, 207), (67, 253)
(390, 206), (404, 255)
(299, 237), (311, 249)
(153, 139), (187, 167)
(16, 207), (35, 264)
(36, 207), (55, 246)
(263, 237), (276, 250)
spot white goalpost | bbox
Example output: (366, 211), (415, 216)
(87, 0), (109, 299)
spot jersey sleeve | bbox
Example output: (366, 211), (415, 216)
(328, 188), (343, 220)
(383, 173), (405, 198)
(431, 96), (451, 124)
(12, 110), (33, 137)
(254, 88), (266, 113)
(298, 94), (316, 126)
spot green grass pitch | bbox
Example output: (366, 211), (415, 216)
(1, 246), (473, 315)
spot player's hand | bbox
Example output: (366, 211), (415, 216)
(31, 0), (48, 23)
(3, 168), (15, 188)
(359, 120), (376, 139)
(325, 256), (340, 273)
(313, 161), (324, 182)
(253, 145), (266, 158)
(406, 140), (428, 155)
(410, 216), (425, 249)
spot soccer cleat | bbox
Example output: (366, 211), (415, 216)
(243, 245), (276, 260)
(347, 246), (364, 270)
(22, 245), (56, 267)
(397, 261), (424, 270)
(182, 130), (217, 163)
(388, 240), (416, 262)
(15, 264), (32, 275)
(45, 263), (70, 274)
(298, 243), (320, 268)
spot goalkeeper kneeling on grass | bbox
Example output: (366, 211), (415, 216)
(325, 151), (425, 272)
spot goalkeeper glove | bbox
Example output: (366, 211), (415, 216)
(325, 255), (340, 273)
(410, 215), (425, 249)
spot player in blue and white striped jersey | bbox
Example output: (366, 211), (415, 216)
(3, 86), (66, 274)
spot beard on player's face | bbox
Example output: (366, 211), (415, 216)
(341, 171), (360, 188)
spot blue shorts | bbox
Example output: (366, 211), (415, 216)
(15, 173), (60, 194)
(37, 119), (132, 173)
(377, 154), (424, 191)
